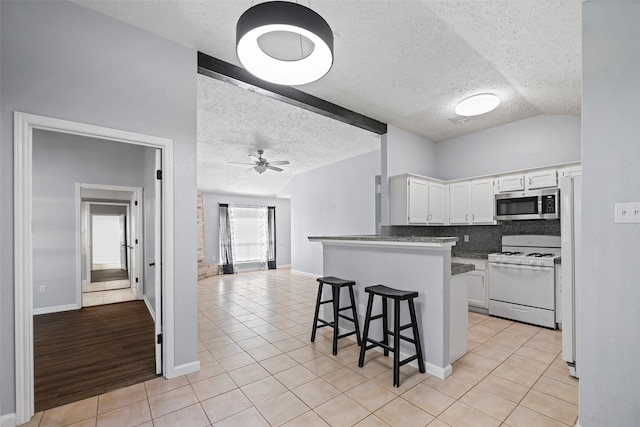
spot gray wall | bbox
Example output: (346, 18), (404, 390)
(434, 114), (581, 180)
(32, 131), (150, 310)
(386, 125), (439, 178)
(581, 2), (640, 425)
(0, 1), (198, 415)
(203, 193), (291, 267)
(283, 150), (381, 275)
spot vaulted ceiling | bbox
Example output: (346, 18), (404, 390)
(76, 0), (582, 196)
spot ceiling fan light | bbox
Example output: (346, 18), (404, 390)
(455, 93), (500, 117)
(254, 165), (268, 174)
(236, 1), (334, 86)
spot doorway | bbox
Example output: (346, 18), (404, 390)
(14, 112), (177, 424)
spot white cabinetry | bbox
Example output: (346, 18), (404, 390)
(452, 257), (489, 310)
(470, 179), (495, 224)
(389, 175), (445, 225)
(390, 176), (428, 225)
(427, 181), (446, 224)
(526, 169), (557, 189)
(497, 169), (557, 192)
(559, 165), (582, 178)
(497, 174), (524, 192)
(449, 182), (470, 224)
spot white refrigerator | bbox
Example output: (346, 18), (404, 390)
(561, 175), (581, 378)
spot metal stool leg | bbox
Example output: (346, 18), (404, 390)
(310, 282), (324, 342)
(408, 298), (425, 373)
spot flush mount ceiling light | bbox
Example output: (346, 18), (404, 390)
(236, 1), (334, 86)
(455, 93), (500, 117)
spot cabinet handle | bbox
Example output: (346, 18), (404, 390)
(529, 177), (532, 185)
(465, 214), (468, 221)
(481, 275), (484, 284)
(520, 178), (524, 186)
(472, 213), (475, 221)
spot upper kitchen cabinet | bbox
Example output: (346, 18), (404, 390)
(497, 169), (557, 192)
(448, 179), (495, 225)
(449, 182), (470, 224)
(390, 175), (428, 225)
(559, 165), (582, 177)
(389, 175), (445, 225)
(427, 181), (446, 224)
(470, 178), (496, 224)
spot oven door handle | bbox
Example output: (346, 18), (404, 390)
(489, 262), (552, 271)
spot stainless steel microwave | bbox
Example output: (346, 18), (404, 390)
(495, 188), (560, 220)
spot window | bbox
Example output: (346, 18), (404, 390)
(229, 206), (268, 263)
(219, 204), (276, 274)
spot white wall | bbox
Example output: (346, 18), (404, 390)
(434, 114), (581, 180)
(580, 2), (640, 425)
(0, 1), (198, 415)
(284, 150), (381, 275)
(386, 125), (439, 178)
(202, 193), (291, 267)
(32, 131), (148, 309)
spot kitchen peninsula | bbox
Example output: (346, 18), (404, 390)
(308, 235), (470, 379)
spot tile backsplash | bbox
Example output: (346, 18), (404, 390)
(382, 220), (561, 252)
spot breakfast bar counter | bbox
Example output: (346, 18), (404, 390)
(308, 235), (464, 379)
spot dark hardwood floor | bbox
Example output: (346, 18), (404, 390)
(91, 268), (129, 283)
(34, 300), (158, 412)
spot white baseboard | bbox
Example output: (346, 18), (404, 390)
(33, 303), (80, 316)
(143, 296), (156, 322)
(93, 263), (122, 270)
(277, 264), (291, 269)
(0, 413), (17, 427)
(169, 360), (201, 379)
(82, 279), (89, 286)
(290, 269), (321, 278)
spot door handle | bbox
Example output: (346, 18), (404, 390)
(149, 262), (155, 267)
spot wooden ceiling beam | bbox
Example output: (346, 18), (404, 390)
(197, 52), (387, 136)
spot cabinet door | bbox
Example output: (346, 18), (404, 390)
(559, 165), (582, 178)
(497, 174), (524, 192)
(408, 178), (429, 224)
(427, 182), (446, 224)
(449, 182), (470, 224)
(526, 169), (557, 189)
(467, 270), (488, 308)
(470, 178), (495, 224)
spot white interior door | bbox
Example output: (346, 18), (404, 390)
(119, 213), (127, 270)
(154, 149), (163, 374)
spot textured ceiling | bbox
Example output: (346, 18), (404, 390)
(75, 0), (582, 197)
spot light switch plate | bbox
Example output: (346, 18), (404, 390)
(615, 202), (640, 223)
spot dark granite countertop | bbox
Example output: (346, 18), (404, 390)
(451, 262), (475, 275)
(451, 250), (492, 259)
(308, 235), (458, 244)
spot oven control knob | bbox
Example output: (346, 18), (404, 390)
(537, 261), (545, 266)
(529, 260), (536, 266)
(512, 259), (520, 265)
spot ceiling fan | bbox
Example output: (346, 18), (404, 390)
(228, 149), (290, 174)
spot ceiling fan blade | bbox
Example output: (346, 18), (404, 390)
(268, 160), (289, 165)
(266, 165), (283, 172)
(228, 161), (255, 165)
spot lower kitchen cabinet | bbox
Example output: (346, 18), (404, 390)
(453, 257), (489, 311)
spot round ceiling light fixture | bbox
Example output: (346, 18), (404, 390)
(454, 93), (500, 117)
(236, 1), (334, 86)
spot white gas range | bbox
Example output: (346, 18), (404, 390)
(488, 235), (561, 329)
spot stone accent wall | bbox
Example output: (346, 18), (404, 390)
(197, 191), (219, 279)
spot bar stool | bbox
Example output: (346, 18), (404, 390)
(358, 284), (425, 387)
(311, 276), (362, 355)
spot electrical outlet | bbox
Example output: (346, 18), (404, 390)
(464, 235), (469, 242)
(39, 285), (46, 293)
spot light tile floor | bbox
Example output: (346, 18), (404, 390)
(23, 269), (579, 426)
(82, 280), (135, 307)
